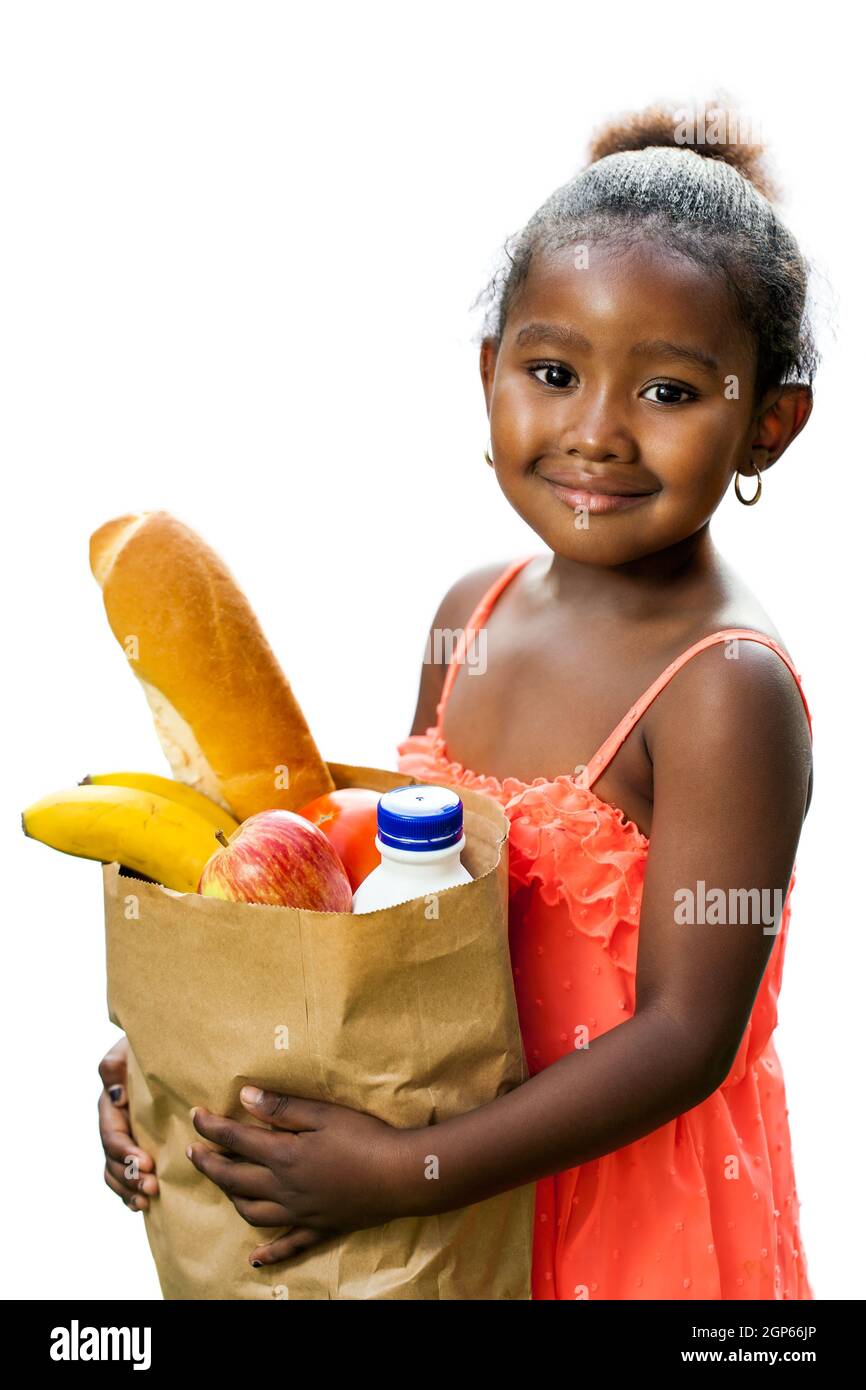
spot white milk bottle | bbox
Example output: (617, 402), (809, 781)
(351, 784), (473, 912)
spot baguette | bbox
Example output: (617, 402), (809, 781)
(89, 511), (334, 819)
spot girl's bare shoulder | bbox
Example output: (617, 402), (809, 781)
(407, 559), (517, 737)
(642, 613), (813, 818)
(642, 560), (813, 817)
(432, 559), (519, 633)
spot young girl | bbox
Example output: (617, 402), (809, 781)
(99, 101), (816, 1300)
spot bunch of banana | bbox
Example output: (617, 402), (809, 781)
(22, 771), (240, 894)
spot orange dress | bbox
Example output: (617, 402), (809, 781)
(397, 554), (814, 1300)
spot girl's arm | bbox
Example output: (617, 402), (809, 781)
(391, 638), (813, 1216)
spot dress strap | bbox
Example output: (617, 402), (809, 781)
(583, 628), (813, 790)
(435, 555), (536, 733)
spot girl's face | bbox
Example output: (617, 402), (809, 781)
(480, 239), (805, 567)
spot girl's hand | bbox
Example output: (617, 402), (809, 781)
(98, 1036), (159, 1211)
(187, 1087), (412, 1268)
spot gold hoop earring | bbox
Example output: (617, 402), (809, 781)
(484, 441), (494, 467)
(735, 465), (762, 506)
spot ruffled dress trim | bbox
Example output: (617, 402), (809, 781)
(398, 727), (649, 975)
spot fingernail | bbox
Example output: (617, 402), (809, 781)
(188, 1106), (198, 1121)
(241, 1085), (263, 1106)
(185, 1145), (193, 1160)
(109, 1085), (124, 1103)
(251, 1259), (262, 1268)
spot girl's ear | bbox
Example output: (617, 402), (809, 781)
(479, 337), (499, 412)
(752, 384), (813, 470)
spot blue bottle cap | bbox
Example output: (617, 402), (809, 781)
(376, 784), (464, 851)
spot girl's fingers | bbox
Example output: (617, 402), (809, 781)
(190, 1107), (280, 1165)
(98, 1088), (154, 1171)
(98, 1035), (129, 1088)
(249, 1227), (334, 1267)
(100, 1123), (153, 1168)
(98, 1036), (156, 1211)
(239, 1087), (323, 1133)
(231, 1198), (295, 1228)
(186, 1144), (274, 1201)
(104, 1164), (148, 1211)
(105, 1155), (159, 1196)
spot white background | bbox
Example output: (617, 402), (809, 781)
(1, 2), (861, 1300)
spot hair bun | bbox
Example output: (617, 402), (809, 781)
(586, 98), (781, 201)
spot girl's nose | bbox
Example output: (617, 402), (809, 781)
(559, 426), (634, 465)
(558, 395), (635, 464)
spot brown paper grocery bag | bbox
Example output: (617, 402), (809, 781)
(104, 762), (534, 1300)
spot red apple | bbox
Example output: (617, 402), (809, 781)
(197, 809), (352, 911)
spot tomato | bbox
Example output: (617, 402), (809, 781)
(297, 788), (380, 893)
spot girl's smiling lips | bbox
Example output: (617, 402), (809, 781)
(536, 466), (660, 515)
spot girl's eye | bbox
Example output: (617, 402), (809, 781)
(529, 362), (575, 390)
(642, 382), (697, 405)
